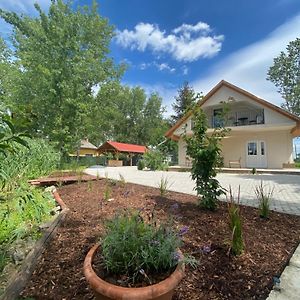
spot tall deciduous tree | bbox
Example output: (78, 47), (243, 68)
(171, 81), (198, 123)
(267, 38), (300, 116)
(0, 0), (123, 153)
(95, 82), (167, 146)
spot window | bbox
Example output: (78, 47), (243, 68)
(261, 142), (265, 155)
(248, 142), (257, 155)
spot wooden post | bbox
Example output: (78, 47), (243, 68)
(129, 153), (132, 166)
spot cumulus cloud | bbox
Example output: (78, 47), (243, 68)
(115, 22), (224, 62)
(192, 13), (300, 107)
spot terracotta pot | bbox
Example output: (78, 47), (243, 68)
(83, 244), (185, 300)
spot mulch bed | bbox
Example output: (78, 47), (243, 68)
(20, 178), (300, 300)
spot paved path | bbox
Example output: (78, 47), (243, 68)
(85, 166), (300, 216)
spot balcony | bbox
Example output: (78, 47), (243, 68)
(210, 109), (265, 128)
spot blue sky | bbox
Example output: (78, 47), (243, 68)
(0, 0), (300, 119)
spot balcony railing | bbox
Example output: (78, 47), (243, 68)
(211, 109), (264, 128)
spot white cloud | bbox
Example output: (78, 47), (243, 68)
(0, 0), (50, 14)
(192, 13), (300, 107)
(138, 61), (176, 73)
(115, 22), (224, 62)
(0, 0), (51, 40)
(173, 22), (210, 34)
(182, 65), (189, 75)
(154, 62), (176, 73)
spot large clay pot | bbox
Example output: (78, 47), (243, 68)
(83, 244), (185, 300)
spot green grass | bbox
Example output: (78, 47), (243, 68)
(295, 162), (300, 168)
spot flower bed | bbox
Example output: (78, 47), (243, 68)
(20, 179), (300, 300)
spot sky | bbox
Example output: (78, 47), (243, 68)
(0, 0), (300, 119)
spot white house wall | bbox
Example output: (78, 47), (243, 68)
(178, 130), (294, 169)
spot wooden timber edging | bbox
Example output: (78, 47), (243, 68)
(0, 188), (69, 300)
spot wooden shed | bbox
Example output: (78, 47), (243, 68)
(98, 141), (147, 166)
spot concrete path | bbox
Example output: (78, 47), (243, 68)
(267, 244), (300, 300)
(85, 166), (300, 216)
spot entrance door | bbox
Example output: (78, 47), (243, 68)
(246, 141), (267, 168)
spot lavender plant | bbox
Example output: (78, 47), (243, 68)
(101, 210), (195, 284)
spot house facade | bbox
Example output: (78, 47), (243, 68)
(165, 80), (300, 169)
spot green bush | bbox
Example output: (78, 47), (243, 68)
(185, 107), (228, 210)
(101, 210), (183, 283)
(0, 138), (60, 189)
(137, 159), (145, 170)
(0, 184), (55, 248)
(143, 150), (166, 171)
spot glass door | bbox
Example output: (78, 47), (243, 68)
(246, 141), (267, 168)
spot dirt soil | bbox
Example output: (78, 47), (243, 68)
(20, 178), (300, 300)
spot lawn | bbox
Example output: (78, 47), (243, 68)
(18, 177), (300, 300)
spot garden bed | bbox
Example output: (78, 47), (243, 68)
(20, 179), (300, 300)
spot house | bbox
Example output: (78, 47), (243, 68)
(98, 141), (147, 166)
(76, 139), (98, 157)
(165, 80), (300, 169)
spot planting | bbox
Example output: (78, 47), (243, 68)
(20, 180), (300, 300)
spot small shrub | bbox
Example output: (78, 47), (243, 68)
(101, 210), (184, 283)
(137, 159), (145, 170)
(227, 186), (244, 256)
(255, 181), (274, 219)
(119, 173), (126, 187)
(103, 184), (111, 201)
(251, 167), (257, 175)
(143, 150), (166, 171)
(157, 176), (172, 197)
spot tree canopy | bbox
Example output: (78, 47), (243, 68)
(0, 0), (123, 153)
(171, 81), (199, 124)
(0, 0), (171, 154)
(267, 38), (300, 116)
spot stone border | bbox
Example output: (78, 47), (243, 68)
(0, 188), (69, 300)
(267, 242), (300, 299)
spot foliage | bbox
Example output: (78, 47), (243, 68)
(267, 38), (300, 116)
(119, 173), (126, 186)
(157, 176), (172, 197)
(0, 184), (55, 248)
(171, 82), (199, 124)
(251, 167), (257, 175)
(0, 115), (29, 156)
(101, 209), (184, 283)
(143, 150), (166, 171)
(185, 106), (228, 210)
(0, 138), (60, 190)
(0, 0), (123, 153)
(137, 159), (145, 170)
(227, 187), (244, 256)
(94, 82), (168, 146)
(103, 184), (111, 201)
(255, 181), (274, 219)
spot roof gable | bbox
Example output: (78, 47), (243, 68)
(165, 80), (300, 138)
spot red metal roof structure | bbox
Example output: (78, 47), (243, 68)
(98, 141), (147, 154)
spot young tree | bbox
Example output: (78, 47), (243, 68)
(0, 0), (123, 153)
(171, 82), (199, 123)
(185, 107), (228, 210)
(267, 38), (300, 116)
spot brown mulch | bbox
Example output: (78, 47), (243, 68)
(20, 179), (300, 300)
